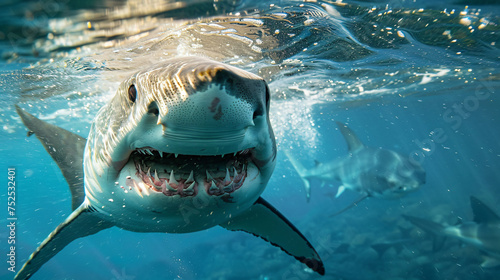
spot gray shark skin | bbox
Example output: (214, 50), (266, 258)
(404, 196), (500, 267)
(286, 121), (426, 202)
(15, 56), (324, 279)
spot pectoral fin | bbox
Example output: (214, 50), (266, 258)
(220, 197), (325, 275)
(335, 185), (346, 198)
(15, 201), (113, 280)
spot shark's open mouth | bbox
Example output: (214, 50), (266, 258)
(127, 148), (254, 197)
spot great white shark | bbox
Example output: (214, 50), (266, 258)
(286, 121), (426, 207)
(14, 56), (324, 279)
(404, 196), (500, 268)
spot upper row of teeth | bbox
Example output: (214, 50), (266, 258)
(137, 149), (167, 157)
(136, 148), (250, 158)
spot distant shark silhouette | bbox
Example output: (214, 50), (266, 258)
(285, 121), (425, 214)
(404, 196), (500, 268)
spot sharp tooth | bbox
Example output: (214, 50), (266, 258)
(152, 181), (162, 190)
(206, 170), (214, 181)
(209, 181), (219, 191)
(186, 170), (194, 183)
(147, 168), (151, 178)
(233, 167), (238, 178)
(223, 181), (233, 192)
(128, 179), (143, 197)
(234, 152), (237, 156)
(134, 186), (143, 197)
(138, 182), (150, 196)
(146, 149), (154, 156)
(185, 181), (195, 191)
(221, 154), (225, 158)
(175, 154), (179, 158)
(169, 170), (178, 185)
(154, 170), (160, 183)
(223, 168), (231, 184)
(184, 185), (195, 194)
(159, 151), (163, 158)
(165, 183), (177, 192)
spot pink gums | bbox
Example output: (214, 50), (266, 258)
(204, 167), (247, 196)
(126, 167), (247, 197)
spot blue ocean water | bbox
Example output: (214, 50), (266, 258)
(1, 0), (499, 279)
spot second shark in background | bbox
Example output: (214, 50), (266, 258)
(404, 196), (500, 268)
(285, 121), (426, 212)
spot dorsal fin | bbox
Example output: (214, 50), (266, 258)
(15, 105), (86, 210)
(470, 196), (500, 224)
(335, 121), (364, 152)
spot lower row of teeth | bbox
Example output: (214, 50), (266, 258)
(129, 165), (246, 196)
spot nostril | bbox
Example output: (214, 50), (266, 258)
(253, 108), (263, 120)
(147, 102), (160, 117)
(149, 108), (159, 116)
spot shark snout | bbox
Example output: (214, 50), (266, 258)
(160, 126), (249, 155)
(150, 87), (256, 155)
(156, 91), (256, 131)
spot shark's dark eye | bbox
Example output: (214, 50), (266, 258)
(128, 85), (137, 103)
